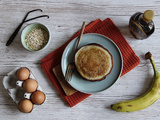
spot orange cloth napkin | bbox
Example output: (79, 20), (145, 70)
(41, 18), (140, 107)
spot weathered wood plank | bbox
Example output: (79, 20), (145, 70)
(1, 0), (160, 120)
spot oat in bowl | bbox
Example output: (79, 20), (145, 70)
(21, 23), (50, 51)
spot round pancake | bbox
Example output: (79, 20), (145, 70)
(74, 44), (113, 81)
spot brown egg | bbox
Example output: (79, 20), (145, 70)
(31, 91), (45, 105)
(16, 67), (30, 81)
(18, 99), (33, 113)
(23, 79), (38, 93)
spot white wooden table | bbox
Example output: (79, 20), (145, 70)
(1, 0), (160, 119)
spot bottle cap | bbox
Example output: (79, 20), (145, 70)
(143, 10), (154, 22)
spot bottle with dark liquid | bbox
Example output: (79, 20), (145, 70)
(129, 10), (155, 40)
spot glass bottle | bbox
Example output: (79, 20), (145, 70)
(129, 10), (155, 40)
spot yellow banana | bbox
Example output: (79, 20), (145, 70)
(111, 52), (160, 112)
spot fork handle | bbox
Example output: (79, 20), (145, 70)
(76, 22), (86, 50)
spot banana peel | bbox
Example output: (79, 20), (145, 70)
(111, 52), (160, 112)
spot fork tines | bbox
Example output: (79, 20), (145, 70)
(65, 63), (75, 82)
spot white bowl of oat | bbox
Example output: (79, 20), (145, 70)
(21, 23), (50, 51)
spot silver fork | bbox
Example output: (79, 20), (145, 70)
(65, 21), (86, 82)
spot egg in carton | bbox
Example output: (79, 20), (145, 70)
(2, 67), (46, 113)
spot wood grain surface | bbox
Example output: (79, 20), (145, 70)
(1, 0), (160, 120)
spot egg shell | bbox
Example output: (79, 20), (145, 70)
(23, 78), (38, 93)
(31, 91), (45, 105)
(16, 67), (30, 81)
(18, 99), (33, 113)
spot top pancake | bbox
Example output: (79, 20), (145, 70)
(74, 44), (113, 81)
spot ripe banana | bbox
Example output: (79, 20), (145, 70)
(111, 52), (160, 112)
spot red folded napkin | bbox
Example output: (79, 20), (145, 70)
(41, 18), (140, 107)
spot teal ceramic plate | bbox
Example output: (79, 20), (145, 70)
(61, 33), (123, 94)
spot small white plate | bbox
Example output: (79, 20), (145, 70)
(61, 33), (123, 94)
